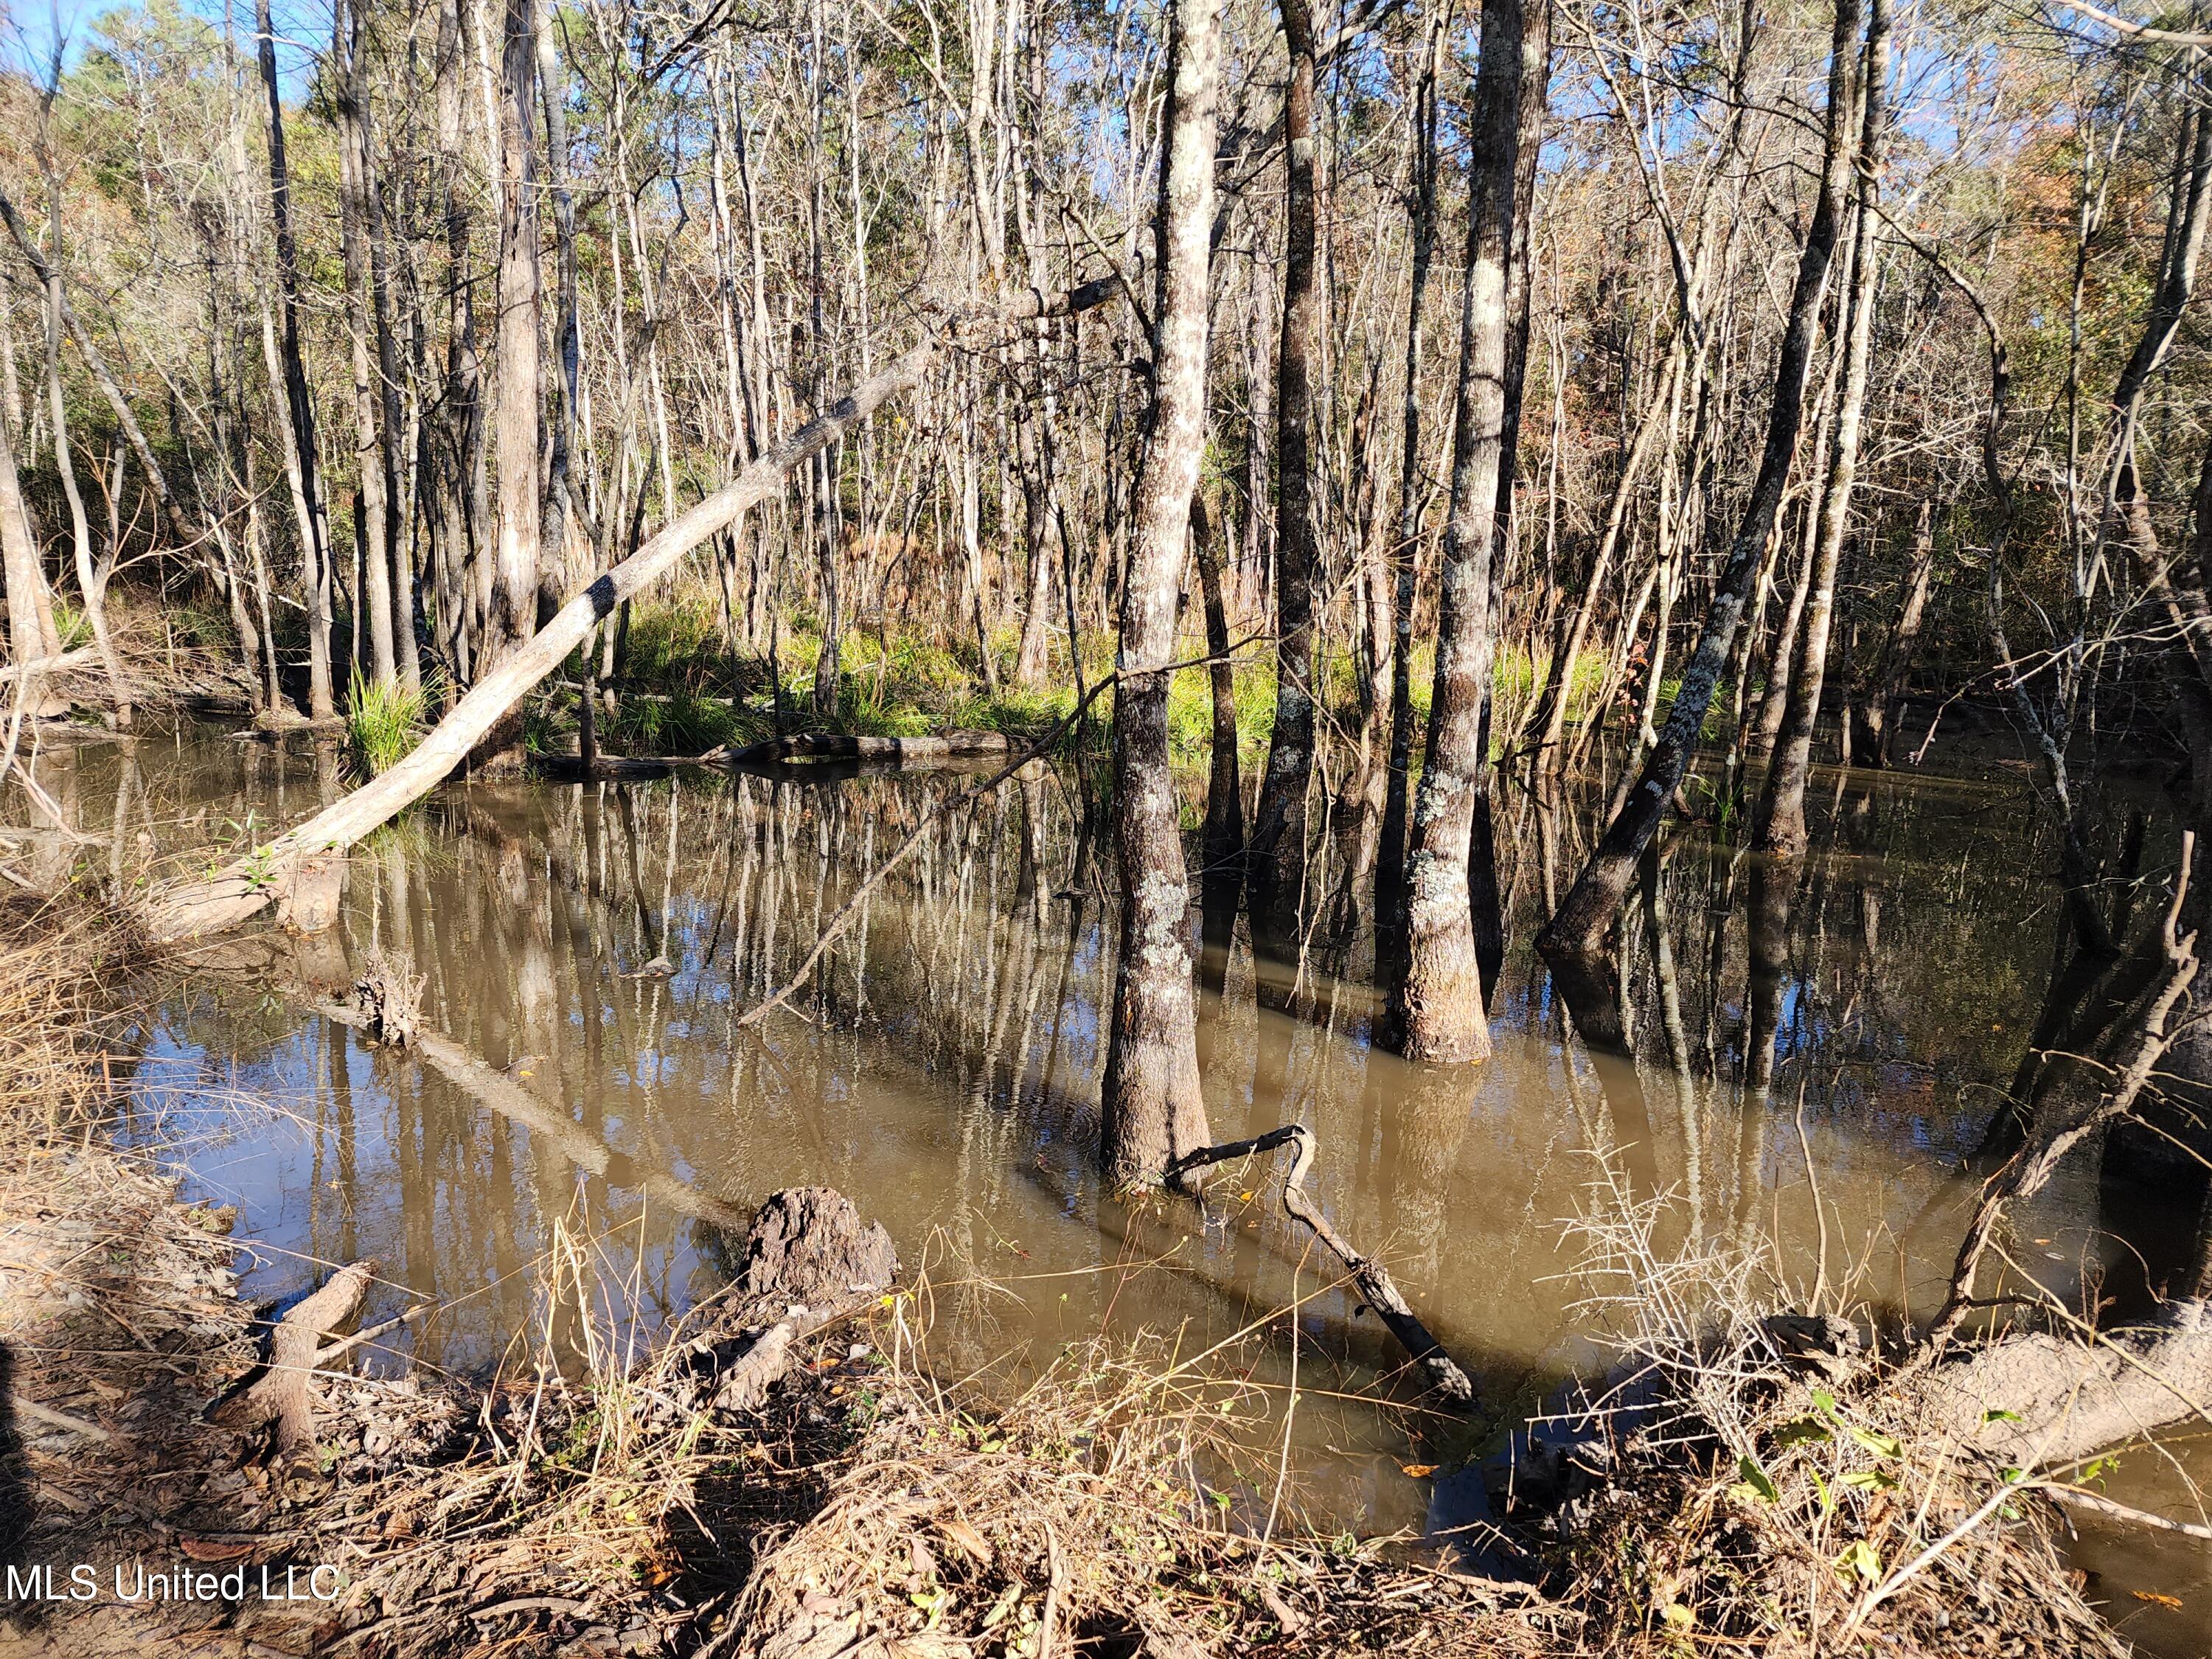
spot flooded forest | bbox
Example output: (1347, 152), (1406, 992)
(4, 0), (2212, 1651)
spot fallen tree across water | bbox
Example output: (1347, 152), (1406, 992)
(723, 728), (1013, 764)
(139, 279), (1114, 946)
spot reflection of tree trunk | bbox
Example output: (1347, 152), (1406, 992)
(1548, 945), (1660, 1195)
(1641, 844), (1700, 1227)
(1099, 0), (1219, 1191)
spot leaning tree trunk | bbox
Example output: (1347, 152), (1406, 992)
(1098, 0), (1220, 1191)
(1537, 0), (1867, 964)
(143, 281), (1116, 945)
(1756, 3), (1889, 858)
(1388, 0), (1546, 1063)
(1248, 0), (1319, 945)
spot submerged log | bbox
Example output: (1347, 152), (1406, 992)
(724, 729), (1012, 765)
(1167, 1124), (1476, 1405)
(140, 279), (1114, 945)
(313, 992), (753, 1231)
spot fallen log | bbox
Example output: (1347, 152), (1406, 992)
(140, 278), (1115, 945)
(1915, 1296), (2212, 1473)
(230, 1259), (376, 1452)
(1166, 1124), (1477, 1405)
(725, 730), (1012, 765)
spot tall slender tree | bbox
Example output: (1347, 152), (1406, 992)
(1099, 0), (1221, 1189)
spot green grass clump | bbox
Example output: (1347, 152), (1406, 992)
(347, 669), (433, 776)
(49, 599), (92, 650)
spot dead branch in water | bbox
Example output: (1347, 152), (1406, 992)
(1167, 1123), (1478, 1406)
(1927, 830), (2202, 1350)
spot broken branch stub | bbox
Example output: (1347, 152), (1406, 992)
(142, 280), (1116, 946)
(1167, 1124), (1477, 1406)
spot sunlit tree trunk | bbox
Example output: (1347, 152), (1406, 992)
(1100, 0), (1220, 1190)
(490, 0), (543, 660)
(1389, 0), (1548, 1062)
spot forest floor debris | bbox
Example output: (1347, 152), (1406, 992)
(0, 888), (2182, 1658)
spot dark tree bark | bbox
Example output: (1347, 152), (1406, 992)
(1099, 0), (1220, 1190)
(1192, 492), (1243, 987)
(1248, 0), (1321, 943)
(1859, 498), (1932, 765)
(1388, 0), (1548, 1062)
(1374, 10), (1445, 940)
(1538, 0), (1868, 963)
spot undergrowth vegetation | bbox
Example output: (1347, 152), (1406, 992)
(534, 591), (1624, 779)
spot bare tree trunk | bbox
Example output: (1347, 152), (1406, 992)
(1757, 4), (1890, 856)
(1248, 0), (1319, 939)
(1388, 0), (1547, 1062)
(1859, 498), (1932, 764)
(1538, 0), (1867, 964)
(490, 0), (543, 660)
(1099, 0), (1220, 1190)
(1376, 11), (1444, 931)
(334, 0), (397, 689)
(0, 392), (60, 667)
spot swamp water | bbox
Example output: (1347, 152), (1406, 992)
(13, 728), (2207, 1652)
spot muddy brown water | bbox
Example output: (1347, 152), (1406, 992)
(10, 728), (2205, 1653)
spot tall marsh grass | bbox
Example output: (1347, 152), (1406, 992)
(347, 669), (433, 776)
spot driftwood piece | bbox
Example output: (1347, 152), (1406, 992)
(140, 278), (1114, 946)
(724, 730), (1012, 765)
(1166, 1124), (1476, 1405)
(235, 1259), (376, 1451)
